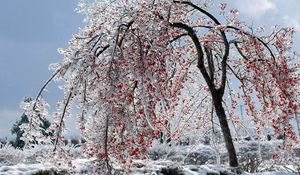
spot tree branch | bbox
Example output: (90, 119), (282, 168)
(205, 46), (215, 82)
(33, 69), (61, 109)
(95, 44), (110, 57)
(171, 22), (214, 91)
(173, 0), (229, 94)
(169, 33), (188, 43)
(53, 89), (73, 151)
(227, 26), (277, 65)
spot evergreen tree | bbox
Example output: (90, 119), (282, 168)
(11, 97), (52, 148)
(11, 113), (29, 149)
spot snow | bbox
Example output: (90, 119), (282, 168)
(0, 161), (297, 175)
(249, 173), (294, 175)
(0, 143), (298, 175)
(0, 164), (47, 175)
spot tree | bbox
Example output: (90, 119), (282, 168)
(15, 97), (52, 148)
(14, 113), (52, 147)
(22, 0), (299, 173)
(11, 113), (29, 149)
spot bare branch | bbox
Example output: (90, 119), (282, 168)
(173, 1), (221, 25)
(53, 89), (73, 152)
(173, 0), (229, 94)
(33, 69), (61, 109)
(171, 22), (214, 91)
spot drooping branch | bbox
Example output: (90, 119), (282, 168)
(104, 111), (112, 173)
(79, 80), (87, 131)
(95, 44), (110, 57)
(117, 20), (134, 48)
(227, 26), (277, 65)
(53, 89), (73, 152)
(234, 41), (275, 69)
(173, 0), (230, 94)
(173, 1), (220, 25)
(169, 33), (189, 43)
(233, 42), (247, 60)
(106, 20), (134, 77)
(33, 69), (61, 109)
(28, 68), (65, 131)
(226, 62), (245, 82)
(91, 35), (103, 53)
(171, 22), (214, 91)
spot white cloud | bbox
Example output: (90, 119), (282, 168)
(235, 0), (277, 18)
(283, 15), (300, 31)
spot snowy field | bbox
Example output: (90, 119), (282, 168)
(0, 161), (297, 175)
(0, 141), (299, 175)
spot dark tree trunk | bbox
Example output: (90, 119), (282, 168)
(212, 91), (239, 167)
(171, 20), (239, 167)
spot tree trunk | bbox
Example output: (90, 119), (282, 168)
(212, 91), (239, 167)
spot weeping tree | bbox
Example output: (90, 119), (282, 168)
(21, 0), (300, 173)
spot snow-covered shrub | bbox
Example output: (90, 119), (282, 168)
(237, 141), (279, 172)
(0, 143), (25, 166)
(237, 141), (278, 162)
(148, 142), (217, 165)
(148, 141), (191, 162)
(183, 145), (217, 165)
(148, 141), (173, 160)
(32, 169), (69, 175)
(220, 141), (278, 162)
(23, 145), (55, 164)
(166, 146), (189, 162)
(160, 164), (183, 175)
(167, 154), (186, 162)
(293, 145), (300, 157)
(29, 144), (83, 170)
(216, 140), (281, 172)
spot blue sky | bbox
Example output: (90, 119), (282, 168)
(0, 0), (83, 138)
(0, 0), (299, 139)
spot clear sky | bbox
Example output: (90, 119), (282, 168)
(0, 0), (299, 139)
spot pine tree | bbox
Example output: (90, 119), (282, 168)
(11, 97), (52, 148)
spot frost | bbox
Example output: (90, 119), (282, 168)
(18, 0), (300, 173)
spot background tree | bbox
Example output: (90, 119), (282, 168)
(14, 97), (52, 148)
(21, 0), (300, 173)
(11, 113), (29, 149)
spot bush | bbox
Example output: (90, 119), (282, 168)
(148, 141), (173, 160)
(160, 165), (184, 175)
(183, 145), (217, 165)
(33, 169), (69, 175)
(0, 143), (24, 166)
(148, 142), (217, 165)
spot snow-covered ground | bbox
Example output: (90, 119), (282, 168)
(0, 163), (48, 175)
(0, 142), (299, 175)
(0, 161), (297, 175)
